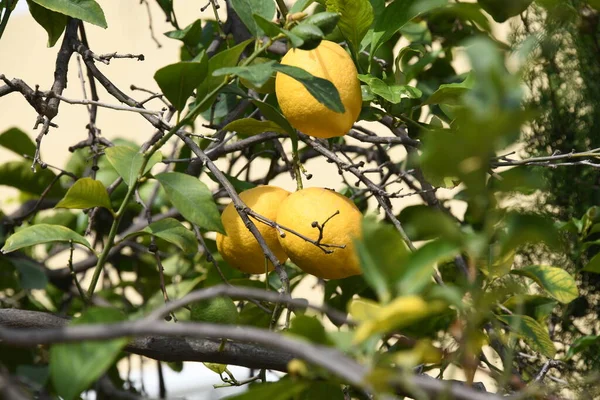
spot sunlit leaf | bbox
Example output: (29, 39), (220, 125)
(511, 265), (578, 304)
(1, 224), (93, 254)
(497, 314), (556, 358)
(55, 178), (112, 211)
(30, 0), (107, 28)
(104, 145), (162, 187)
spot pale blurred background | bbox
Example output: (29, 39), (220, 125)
(0, 1), (514, 398)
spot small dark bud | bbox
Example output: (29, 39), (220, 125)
(92, 165), (100, 171)
(40, 162), (47, 169)
(311, 221), (318, 228)
(149, 243), (158, 253)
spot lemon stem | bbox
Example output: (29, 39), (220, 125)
(293, 152), (303, 190)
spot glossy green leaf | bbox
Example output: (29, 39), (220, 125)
(55, 178), (112, 211)
(398, 240), (462, 296)
(30, 0), (107, 28)
(273, 64), (345, 113)
(196, 39), (253, 110)
(104, 145), (162, 187)
(0, 127), (36, 157)
(250, 100), (295, 135)
(125, 218), (197, 254)
(424, 72), (474, 105)
(214, 61), (276, 88)
(1, 224), (93, 254)
(50, 308), (127, 400)
(154, 55), (208, 112)
(497, 314), (556, 358)
(164, 19), (203, 46)
(290, 0), (314, 13)
(354, 217), (410, 302)
(26, 0), (67, 47)
(371, 0), (447, 56)
(566, 335), (600, 360)
(253, 14), (283, 38)
(326, 0), (373, 55)
(230, 0), (276, 37)
(155, 172), (224, 233)
(222, 118), (287, 136)
(358, 74), (422, 103)
(583, 252), (600, 274)
(0, 161), (65, 198)
(511, 265), (579, 304)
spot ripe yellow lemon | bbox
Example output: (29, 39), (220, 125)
(216, 186), (290, 274)
(275, 187), (362, 279)
(275, 40), (362, 139)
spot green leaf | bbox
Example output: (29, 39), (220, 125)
(300, 382), (345, 400)
(424, 72), (474, 105)
(250, 100), (295, 135)
(155, 172), (224, 233)
(214, 61), (276, 88)
(358, 74), (422, 103)
(0, 161), (65, 198)
(225, 380), (309, 400)
(154, 56), (208, 112)
(500, 213), (560, 255)
(399, 205), (462, 242)
(9, 258), (49, 289)
(26, 0), (67, 47)
(496, 314), (556, 358)
(196, 39), (253, 111)
(503, 295), (557, 322)
(273, 63), (345, 113)
(230, 0), (276, 37)
(55, 178), (112, 211)
(326, 0), (373, 55)
(354, 217), (410, 302)
(290, 0), (314, 13)
(477, 0), (533, 22)
(566, 335), (600, 360)
(1, 224), (93, 254)
(164, 19), (203, 47)
(50, 308), (127, 400)
(30, 0), (107, 28)
(253, 14), (283, 38)
(104, 145), (162, 187)
(371, 0), (447, 55)
(125, 218), (197, 254)
(511, 265), (579, 304)
(221, 118), (287, 136)
(398, 240), (462, 296)
(0, 127), (36, 157)
(583, 252), (600, 274)
(287, 315), (332, 345)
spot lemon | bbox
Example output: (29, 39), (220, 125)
(216, 186), (290, 274)
(190, 297), (238, 325)
(275, 187), (362, 279)
(275, 40), (362, 139)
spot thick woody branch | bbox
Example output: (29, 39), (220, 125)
(0, 308), (505, 400)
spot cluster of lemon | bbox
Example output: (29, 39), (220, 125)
(216, 40), (364, 280)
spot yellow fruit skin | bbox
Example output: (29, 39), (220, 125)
(275, 41), (362, 139)
(216, 186), (290, 274)
(276, 187), (362, 279)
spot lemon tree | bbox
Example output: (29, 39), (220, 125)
(1, 0), (598, 399)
